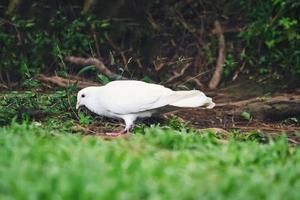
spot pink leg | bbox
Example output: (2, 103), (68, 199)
(105, 116), (134, 137)
(105, 129), (127, 136)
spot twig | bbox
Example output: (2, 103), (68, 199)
(5, 71), (11, 86)
(208, 20), (226, 89)
(288, 138), (300, 145)
(180, 70), (209, 88)
(165, 62), (191, 84)
(120, 52), (128, 70)
(232, 49), (246, 81)
(0, 83), (8, 89)
(152, 57), (177, 72)
(136, 59), (143, 69)
(181, 76), (205, 89)
(74, 124), (99, 134)
(104, 34), (119, 50)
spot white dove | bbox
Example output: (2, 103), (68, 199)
(76, 80), (215, 136)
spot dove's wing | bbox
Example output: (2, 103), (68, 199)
(98, 80), (198, 115)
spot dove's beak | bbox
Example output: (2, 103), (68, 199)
(76, 101), (80, 110)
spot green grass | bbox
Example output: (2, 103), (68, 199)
(1, 122), (300, 200)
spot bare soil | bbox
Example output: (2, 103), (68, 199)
(176, 86), (300, 144)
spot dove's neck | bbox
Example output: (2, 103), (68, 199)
(84, 87), (107, 116)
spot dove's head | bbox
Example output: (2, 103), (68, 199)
(76, 87), (99, 110)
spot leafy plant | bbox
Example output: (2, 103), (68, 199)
(240, 111), (252, 121)
(0, 90), (76, 125)
(77, 65), (96, 76)
(97, 74), (111, 84)
(239, 0), (300, 78)
(224, 53), (237, 77)
(78, 112), (92, 125)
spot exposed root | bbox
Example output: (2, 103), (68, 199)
(214, 94), (300, 122)
(37, 74), (100, 89)
(216, 97), (266, 107)
(216, 95), (300, 107)
(65, 56), (126, 79)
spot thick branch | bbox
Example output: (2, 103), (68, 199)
(208, 20), (226, 89)
(37, 74), (100, 89)
(65, 56), (124, 79)
(217, 95), (300, 107)
(217, 94), (300, 121)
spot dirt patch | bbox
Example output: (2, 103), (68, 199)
(177, 108), (300, 132)
(176, 95), (300, 145)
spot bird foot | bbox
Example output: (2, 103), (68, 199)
(105, 130), (126, 137)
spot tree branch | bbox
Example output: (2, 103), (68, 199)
(208, 20), (226, 89)
(165, 63), (191, 84)
(65, 56), (126, 79)
(37, 74), (100, 89)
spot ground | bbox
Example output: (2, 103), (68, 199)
(79, 82), (300, 144)
(0, 83), (300, 199)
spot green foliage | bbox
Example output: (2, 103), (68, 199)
(20, 78), (41, 88)
(239, 0), (300, 77)
(1, 122), (300, 199)
(240, 111), (252, 121)
(0, 0), (299, 85)
(0, 90), (77, 125)
(0, 14), (95, 79)
(77, 65), (96, 76)
(224, 53), (237, 77)
(97, 74), (111, 85)
(0, 7), (157, 82)
(165, 116), (190, 131)
(78, 112), (92, 125)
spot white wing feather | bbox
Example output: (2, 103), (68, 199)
(98, 81), (170, 114)
(98, 80), (213, 115)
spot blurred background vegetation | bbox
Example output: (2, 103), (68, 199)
(0, 0), (299, 89)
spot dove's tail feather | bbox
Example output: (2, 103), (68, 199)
(169, 90), (215, 109)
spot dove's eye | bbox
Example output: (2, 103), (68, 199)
(81, 94), (85, 98)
